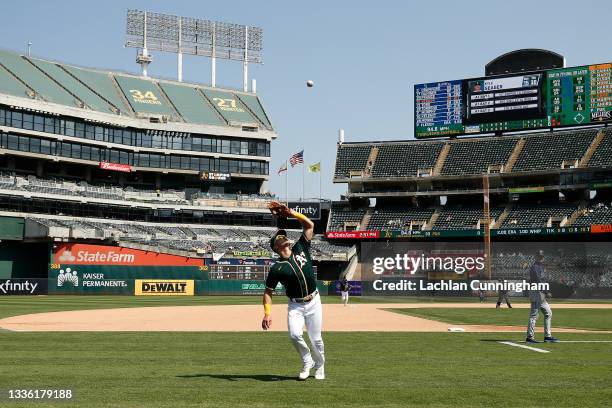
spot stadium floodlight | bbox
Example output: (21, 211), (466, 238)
(125, 9), (263, 91)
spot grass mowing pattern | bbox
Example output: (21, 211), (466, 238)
(389, 308), (612, 331)
(1, 332), (611, 407)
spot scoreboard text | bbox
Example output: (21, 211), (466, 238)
(415, 62), (612, 138)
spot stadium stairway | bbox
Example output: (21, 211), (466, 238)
(579, 129), (606, 167)
(492, 204), (512, 228)
(432, 143), (450, 176)
(504, 137), (525, 172)
(154, 81), (185, 123)
(179, 226), (197, 239)
(24, 57), (86, 109)
(197, 88), (230, 125)
(566, 200), (589, 226)
(341, 253), (359, 280)
(365, 147), (379, 176)
(0, 61), (35, 97)
(425, 209), (440, 230)
(236, 94), (269, 130)
(58, 65), (122, 114)
(361, 208), (374, 229)
(110, 74), (136, 116)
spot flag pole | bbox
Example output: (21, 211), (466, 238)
(301, 150), (305, 201)
(285, 161), (289, 205)
(319, 162), (322, 201)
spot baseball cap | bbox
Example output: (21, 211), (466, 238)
(269, 229), (288, 249)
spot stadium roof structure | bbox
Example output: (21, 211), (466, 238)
(0, 48), (274, 138)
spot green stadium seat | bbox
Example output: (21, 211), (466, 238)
(0, 49), (77, 106)
(158, 82), (224, 126)
(201, 89), (260, 125)
(236, 93), (273, 129)
(0, 64), (30, 98)
(114, 75), (176, 117)
(61, 66), (130, 115)
(28, 58), (119, 114)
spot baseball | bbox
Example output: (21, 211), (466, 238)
(306, 80), (314, 87)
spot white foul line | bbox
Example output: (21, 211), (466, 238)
(498, 341), (550, 353)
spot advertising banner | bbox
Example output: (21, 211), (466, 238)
(288, 202), (321, 220)
(48, 266), (132, 294)
(332, 280), (362, 296)
(53, 243), (204, 267)
(591, 224), (612, 234)
(135, 279), (195, 296)
(326, 231), (380, 239)
(199, 171), (231, 182)
(99, 161), (132, 173)
(0, 278), (47, 295)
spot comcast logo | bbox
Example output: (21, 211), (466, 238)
(58, 268), (79, 287)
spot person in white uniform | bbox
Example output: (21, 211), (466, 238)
(340, 278), (351, 306)
(261, 201), (325, 380)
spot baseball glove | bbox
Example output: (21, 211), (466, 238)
(268, 201), (292, 218)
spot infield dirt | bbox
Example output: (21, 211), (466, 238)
(1, 302), (610, 332)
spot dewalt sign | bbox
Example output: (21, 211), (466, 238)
(135, 280), (194, 296)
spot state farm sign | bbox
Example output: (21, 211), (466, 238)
(99, 161), (132, 173)
(54, 243), (203, 266)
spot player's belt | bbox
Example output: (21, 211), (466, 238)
(290, 290), (318, 304)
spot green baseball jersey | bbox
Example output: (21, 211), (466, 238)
(265, 235), (316, 299)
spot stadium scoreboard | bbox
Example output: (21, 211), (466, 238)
(208, 264), (268, 280)
(415, 62), (612, 138)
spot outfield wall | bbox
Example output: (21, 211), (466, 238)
(43, 243), (336, 296)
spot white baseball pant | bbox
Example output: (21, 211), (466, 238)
(287, 294), (325, 367)
(527, 291), (552, 338)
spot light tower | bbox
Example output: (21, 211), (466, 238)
(125, 10), (263, 91)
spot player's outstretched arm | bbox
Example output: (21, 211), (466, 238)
(267, 201), (314, 241)
(262, 288), (273, 330)
(290, 209), (314, 241)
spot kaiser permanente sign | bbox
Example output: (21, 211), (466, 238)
(53, 243), (203, 266)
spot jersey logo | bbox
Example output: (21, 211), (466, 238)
(294, 252), (307, 268)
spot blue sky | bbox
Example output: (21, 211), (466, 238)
(1, 0), (611, 200)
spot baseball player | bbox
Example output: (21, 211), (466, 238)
(478, 288), (487, 303)
(526, 250), (559, 343)
(261, 201), (325, 380)
(496, 282), (512, 308)
(340, 278), (351, 306)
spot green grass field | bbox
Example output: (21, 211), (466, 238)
(389, 308), (612, 331)
(1, 297), (612, 407)
(1, 331), (612, 407)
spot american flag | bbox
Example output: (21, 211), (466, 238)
(289, 150), (304, 167)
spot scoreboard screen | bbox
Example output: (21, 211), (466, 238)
(208, 264), (268, 280)
(415, 62), (612, 138)
(465, 73), (543, 124)
(207, 263), (318, 281)
(414, 80), (463, 137)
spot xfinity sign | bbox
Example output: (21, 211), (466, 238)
(0, 279), (47, 295)
(288, 202), (321, 220)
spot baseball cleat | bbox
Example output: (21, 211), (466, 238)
(544, 336), (559, 343)
(525, 337), (539, 344)
(314, 365), (325, 380)
(298, 360), (315, 380)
